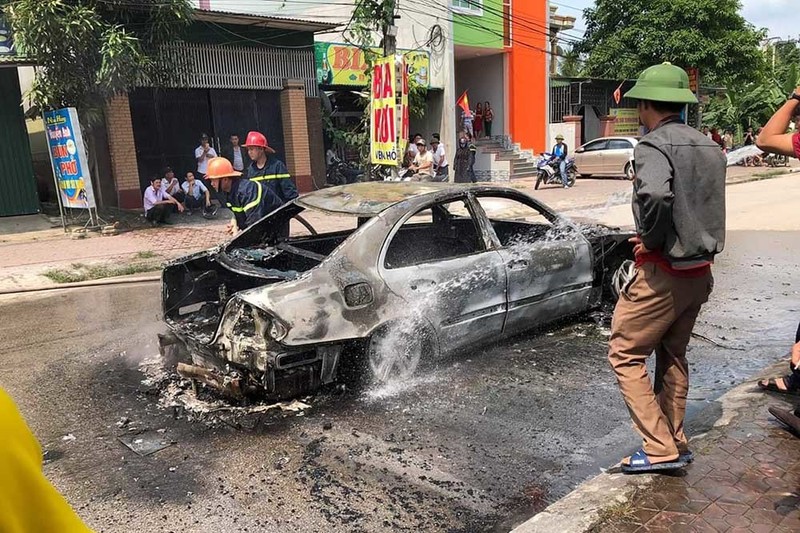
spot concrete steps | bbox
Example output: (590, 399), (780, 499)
(475, 136), (539, 180)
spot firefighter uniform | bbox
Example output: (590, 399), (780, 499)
(246, 158), (298, 213)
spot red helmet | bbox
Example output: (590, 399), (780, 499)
(243, 131), (275, 153)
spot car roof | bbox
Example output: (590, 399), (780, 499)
(295, 182), (511, 216)
(582, 136), (640, 145)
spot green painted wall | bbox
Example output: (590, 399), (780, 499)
(0, 68), (39, 216)
(453, 0), (504, 49)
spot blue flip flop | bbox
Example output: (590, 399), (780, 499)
(621, 449), (688, 474)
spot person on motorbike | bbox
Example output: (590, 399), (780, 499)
(550, 134), (570, 188)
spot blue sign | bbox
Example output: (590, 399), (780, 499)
(0, 18), (14, 56)
(44, 108), (96, 209)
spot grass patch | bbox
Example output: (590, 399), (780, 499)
(43, 261), (161, 284)
(590, 497), (639, 532)
(135, 250), (157, 259)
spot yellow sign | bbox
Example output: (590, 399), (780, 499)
(315, 43), (429, 87)
(370, 56), (398, 165)
(611, 108), (640, 136)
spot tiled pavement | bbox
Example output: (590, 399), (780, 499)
(596, 393), (800, 533)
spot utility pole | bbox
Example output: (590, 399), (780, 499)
(383, 0), (400, 179)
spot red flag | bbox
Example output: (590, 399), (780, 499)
(456, 91), (471, 114)
(613, 82), (624, 105)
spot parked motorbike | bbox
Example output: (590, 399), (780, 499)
(534, 153), (577, 190)
(326, 155), (364, 186)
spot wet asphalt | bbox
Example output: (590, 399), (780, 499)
(0, 229), (797, 533)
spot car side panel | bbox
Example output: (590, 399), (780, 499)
(498, 236), (593, 336)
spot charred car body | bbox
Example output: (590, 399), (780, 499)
(161, 183), (633, 400)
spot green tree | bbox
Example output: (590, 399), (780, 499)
(558, 45), (583, 77)
(704, 41), (800, 135)
(2, 0), (192, 119)
(576, 0), (766, 86)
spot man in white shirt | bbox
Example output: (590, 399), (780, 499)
(161, 166), (184, 203)
(430, 136), (448, 181)
(195, 133), (218, 176)
(181, 171), (213, 215)
(143, 176), (183, 225)
(409, 139), (434, 181)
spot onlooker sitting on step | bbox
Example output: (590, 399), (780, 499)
(143, 176), (183, 226)
(161, 166), (184, 204)
(181, 171), (214, 215)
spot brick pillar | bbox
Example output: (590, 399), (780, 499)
(280, 79), (313, 193)
(306, 97), (326, 189)
(104, 94), (142, 209)
(563, 115), (582, 148)
(599, 115), (617, 138)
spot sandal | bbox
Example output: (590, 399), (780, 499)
(757, 375), (800, 395)
(621, 449), (688, 474)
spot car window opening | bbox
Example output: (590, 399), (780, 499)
(474, 195), (572, 248)
(384, 199), (483, 269)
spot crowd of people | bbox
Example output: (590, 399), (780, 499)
(142, 131), (297, 233)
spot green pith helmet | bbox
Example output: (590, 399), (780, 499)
(555, 134), (565, 140)
(624, 62), (698, 104)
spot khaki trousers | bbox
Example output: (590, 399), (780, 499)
(608, 262), (713, 461)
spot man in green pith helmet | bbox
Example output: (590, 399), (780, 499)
(606, 62), (726, 474)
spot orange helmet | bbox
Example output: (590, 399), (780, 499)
(204, 157), (242, 180)
(243, 131), (275, 153)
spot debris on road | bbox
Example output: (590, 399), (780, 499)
(117, 431), (174, 456)
(61, 433), (77, 442)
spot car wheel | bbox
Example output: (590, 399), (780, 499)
(624, 162), (635, 181)
(367, 322), (430, 383)
(579, 173), (592, 178)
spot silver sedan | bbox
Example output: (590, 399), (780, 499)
(573, 136), (639, 180)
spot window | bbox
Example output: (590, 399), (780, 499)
(475, 195), (564, 247)
(384, 199), (483, 269)
(453, 0), (483, 15)
(607, 139), (633, 150)
(581, 140), (609, 152)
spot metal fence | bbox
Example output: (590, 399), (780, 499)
(154, 42), (318, 96)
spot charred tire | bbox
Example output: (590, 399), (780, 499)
(534, 171), (545, 190)
(609, 259), (636, 302)
(624, 162), (635, 181)
(367, 321), (433, 383)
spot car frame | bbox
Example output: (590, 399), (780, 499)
(160, 183), (633, 400)
(573, 136), (639, 180)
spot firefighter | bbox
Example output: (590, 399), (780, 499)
(204, 157), (278, 233)
(243, 131), (298, 212)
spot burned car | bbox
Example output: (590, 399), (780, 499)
(161, 183), (633, 400)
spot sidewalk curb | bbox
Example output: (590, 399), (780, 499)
(0, 273), (161, 296)
(509, 361), (784, 533)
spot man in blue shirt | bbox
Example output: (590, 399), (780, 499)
(550, 134), (570, 188)
(243, 131), (298, 213)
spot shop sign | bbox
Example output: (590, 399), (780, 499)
(399, 57), (409, 146)
(370, 56), (398, 165)
(0, 17), (15, 56)
(44, 108), (97, 209)
(315, 42), (429, 88)
(611, 108), (640, 136)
